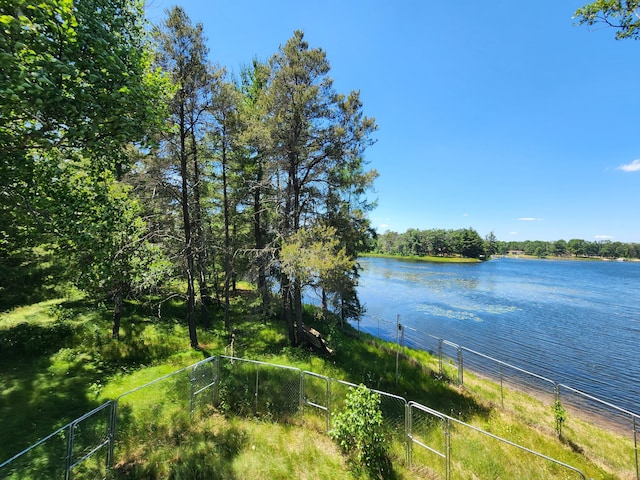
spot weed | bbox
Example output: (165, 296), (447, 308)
(329, 384), (394, 478)
(553, 399), (567, 438)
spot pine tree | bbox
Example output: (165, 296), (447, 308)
(153, 6), (213, 347)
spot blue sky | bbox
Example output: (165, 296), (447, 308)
(146, 0), (640, 243)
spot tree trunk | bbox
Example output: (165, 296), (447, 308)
(112, 288), (123, 339)
(191, 129), (211, 328)
(221, 121), (231, 331)
(321, 288), (328, 318)
(281, 154), (298, 345)
(180, 99), (198, 348)
(281, 273), (296, 345)
(294, 277), (303, 346)
(232, 222), (237, 293)
(253, 161), (269, 319)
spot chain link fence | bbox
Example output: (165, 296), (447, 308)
(358, 312), (640, 480)
(0, 401), (115, 480)
(1, 352), (602, 479)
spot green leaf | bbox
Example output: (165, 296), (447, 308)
(0, 15), (15, 25)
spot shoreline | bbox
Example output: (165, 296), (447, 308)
(493, 253), (640, 262)
(363, 252), (640, 263)
(362, 252), (481, 263)
(356, 321), (637, 437)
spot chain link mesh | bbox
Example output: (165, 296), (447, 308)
(0, 428), (67, 480)
(190, 357), (217, 416)
(3, 353), (630, 479)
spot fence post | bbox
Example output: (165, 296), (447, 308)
(407, 403), (413, 467)
(457, 347), (464, 385)
(395, 315), (402, 386)
(254, 363), (260, 415)
(299, 370), (305, 419)
(327, 378), (333, 431)
(499, 363), (504, 408)
(107, 401), (117, 471)
(213, 356), (220, 407)
(64, 422), (74, 480)
(443, 416), (451, 480)
(438, 338), (443, 376)
(633, 414), (639, 480)
(404, 402), (411, 464)
(189, 363), (196, 417)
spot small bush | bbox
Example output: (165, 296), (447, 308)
(553, 399), (567, 438)
(329, 384), (392, 478)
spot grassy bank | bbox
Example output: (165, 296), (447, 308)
(363, 252), (482, 263)
(0, 291), (634, 479)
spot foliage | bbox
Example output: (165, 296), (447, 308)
(264, 30), (378, 345)
(553, 399), (567, 438)
(280, 225), (354, 291)
(0, 0), (168, 231)
(497, 238), (640, 258)
(574, 0), (640, 40)
(0, 0), (171, 339)
(62, 169), (169, 297)
(329, 384), (392, 478)
(1, 292), (635, 478)
(151, 5), (215, 344)
(0, 0), (167, 156)
(375, 229), (640, 260)
(0, 246), (74, 310)
(1, 5), (378, 346)
(374, 227), (486, 259)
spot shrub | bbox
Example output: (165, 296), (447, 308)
(329, 384), (392, 477)
(553, 399), (567, 438)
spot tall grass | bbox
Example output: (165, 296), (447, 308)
(0, 290), (635, 479)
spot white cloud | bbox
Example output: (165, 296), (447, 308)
(463, 213), (469, 217)
(379, 224), (389, 229)
(617, 159), (640, 172)
(510, 231), (519, 235)
(518, 217), (544, 221)
(595, 235), (614, 240)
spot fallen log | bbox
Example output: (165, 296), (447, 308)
(301, 324), (334, 355)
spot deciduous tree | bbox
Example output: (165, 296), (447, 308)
(575, 1), (640, 39)
(0, 0), (169, 327)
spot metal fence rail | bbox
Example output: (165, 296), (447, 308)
(408, 401), (450, 478)
(357, 312), (640, 479)
(446, 412), (589, 480)
(190, 356), (218, 416)
(1, 353), (601, 480)
(0, 401), (115, 480)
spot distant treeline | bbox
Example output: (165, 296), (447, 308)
(372, 228), (486, 259)
(372, 229), (640, 260)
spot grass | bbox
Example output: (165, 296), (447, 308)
(0, 290), (636, 479)
(363, 252), (482, 263)
(112, 408), (351, 479)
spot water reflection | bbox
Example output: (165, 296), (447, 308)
(356, 257), (640, 414)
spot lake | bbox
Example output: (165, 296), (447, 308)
(353, 256), (640, 415)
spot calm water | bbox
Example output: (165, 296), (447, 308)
(355, 256), (640, 414)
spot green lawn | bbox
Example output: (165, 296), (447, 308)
(0, 292), (634, 479)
